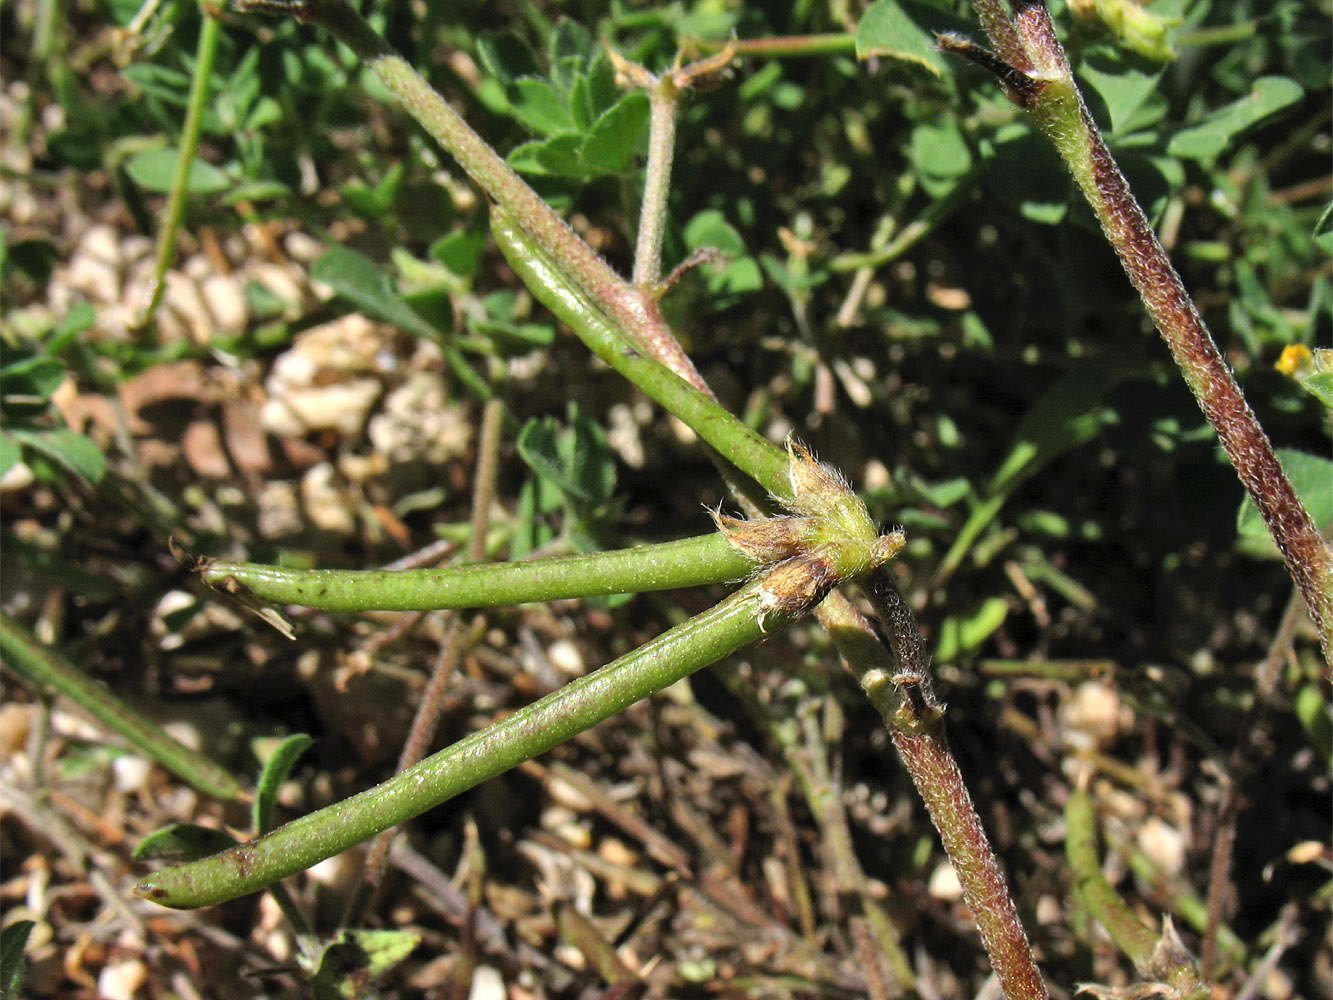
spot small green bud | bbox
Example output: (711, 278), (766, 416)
(714, 438), (906, 627)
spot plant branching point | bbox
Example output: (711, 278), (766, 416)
(714, 439), (905, 628)
(608, 41), (737, 294)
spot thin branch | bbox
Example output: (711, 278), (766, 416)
(201, 532), (757, 612)
(951, 0), (1333, 659)
(849, 571), (1049, 1000)
(135, 578), (808, 908)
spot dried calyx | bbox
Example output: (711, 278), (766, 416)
(713, 439), (905, 626)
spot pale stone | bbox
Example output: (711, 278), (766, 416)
(546, 775), (594, 812)
(0, 460), (34, 492)
(467, 966), (506, 1000)
(1136, 814), (1187, 879)
(283, 230), (324, 263)
(63, 224), (122, 302)
(546, 638), (584, 678)
(249, 261), (306, 313)
(927, 860), (963, 901)
(111, 754), (152, 793)
(97, 957), (147, 1000)
(1061, 681), (1122, 751)
(161, 270), (213, 344)
(302, 462), (356, 534)
(368, 371), (470, 464)
(256, 480), (303, 538)
(200, 273), (249, 333)
(605, 402), (645, 469)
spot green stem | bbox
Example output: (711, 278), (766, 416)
(490, 208), (791, 499)
(137, 6), (221, 321)
(1066, 785), (1212, 999)
(203, 532), (756, 612)
(931, 493), (1004, 589)
(0, 611), (242, 800)
(829, 171), (976, 273)
(1124, 842), (1247, 968)
(1065, 785), (1160, 964)
(136, 579), (795, 908)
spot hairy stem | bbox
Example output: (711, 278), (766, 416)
(634, 84), (676, 290)
(953, 1), (1333, 659)
(856, 573), (1048, 1000)
(235, 0), (704, 391)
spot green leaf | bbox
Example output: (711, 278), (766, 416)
(310, 929), (420, 1000)
(1167, 76), (1304, 161)
(1, 920), (35, 999)
(47, 127), (103, 170)
(508, 77), (576, 136)
(916, 475), (972, 508)
(1301, 372), (1333, 408)
(133, 823), (238, 863)
(225, 180), (292, 205)
(935, 596), (1009, 661)
(579, 92), (650, 174)
(475, 31), (541, 85)
(471, 317), (555, 353)
(518, 417), (594, 504)
(856, 0), (974, 76)
(1314, 203), (1333, 256)
(243, 95), (285, 132)
(121, 63), (193, 105)
(983, 129), (1070, 225)
(583, 50), (621, 119)
(908, 115), (972, 196)
(342, 161), (406, 219)
(0, 432), (20, 480)
(508, 134), (603, 177)
(311, 247), (442, 341)
(681, 211), (765, 299)
(550, 55), (585, 98)
(125, 147), (231, 195)
(516, 403), (617, 531)
(533, 134), (588, 176)
(989, 377), (1107, 497)
(5, 427), (106, 484)
(1, 354), (66, 402)
(430, 228), (486, 277)
(1236, 449), (1333, 558)
(550, 17), (592, 64)
(1077, 44), (1168, 136)
(1295, 683), (1333, 772)
(47, 302), (98, 353)
(253, 733), (314, 835)
(684, 210), (747, 255)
